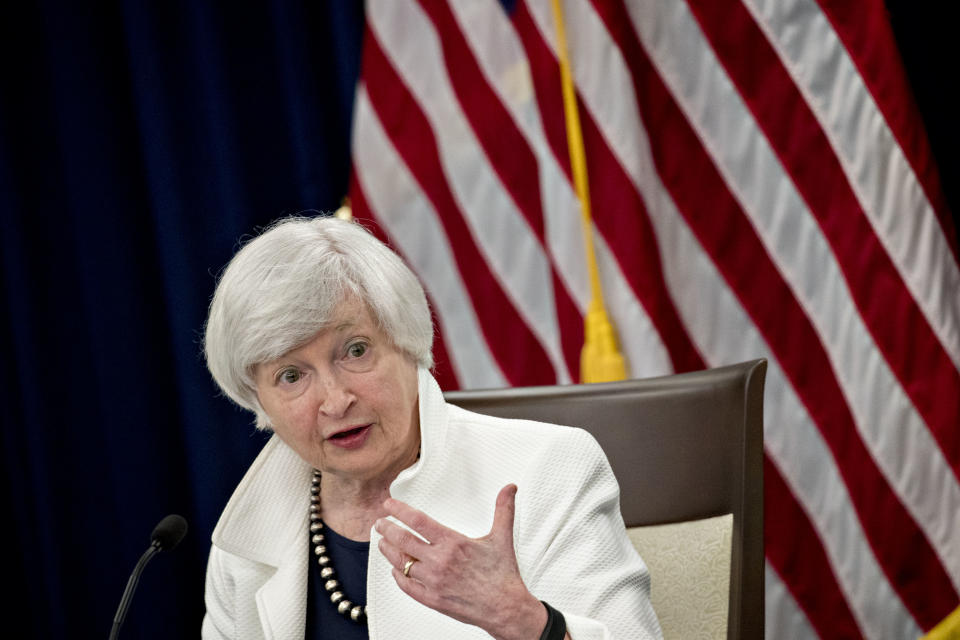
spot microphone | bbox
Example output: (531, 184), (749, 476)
(109, 514), (188, 640)
(151, 514), (188, 551)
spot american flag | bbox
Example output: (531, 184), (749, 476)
(347, 0), (960, 637)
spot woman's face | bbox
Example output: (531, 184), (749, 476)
(253, 297), (420, 485)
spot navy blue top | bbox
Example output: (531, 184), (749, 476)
(306, 524), (370, 640)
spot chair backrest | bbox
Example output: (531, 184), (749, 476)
(444, 359), (766, 640)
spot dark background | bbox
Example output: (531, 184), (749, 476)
(0, 2), (955, 638)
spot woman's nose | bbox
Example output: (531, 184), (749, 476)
(317, 379), (356, 418)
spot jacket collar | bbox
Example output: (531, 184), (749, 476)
(390, 368), (448, 492)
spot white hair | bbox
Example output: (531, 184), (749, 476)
(203, 215), (433, 429)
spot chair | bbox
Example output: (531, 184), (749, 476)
(444, 359), (766, 640)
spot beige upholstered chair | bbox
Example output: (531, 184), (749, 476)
(445, 359), (766, 640)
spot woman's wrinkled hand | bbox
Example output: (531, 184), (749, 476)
(375, 484), (548, 640)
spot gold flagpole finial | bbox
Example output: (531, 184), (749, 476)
(334, 197), (353, 221)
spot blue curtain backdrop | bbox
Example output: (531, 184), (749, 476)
(0, 2), (955, 639)
(0, 2), (363, 638)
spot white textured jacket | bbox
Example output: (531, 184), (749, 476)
(202, 369), (662, 639)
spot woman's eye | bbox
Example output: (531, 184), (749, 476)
(278, 368), (302, 384)
(346, 342), (368, 359)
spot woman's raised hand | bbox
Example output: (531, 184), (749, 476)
(375, 484), (548, 640)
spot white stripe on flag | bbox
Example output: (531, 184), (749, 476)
(765, 562), (818, 640)
(594, 230), (676, 378)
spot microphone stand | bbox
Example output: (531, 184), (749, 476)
(108, 515), (186, 640)
(109, 541), (161, 640)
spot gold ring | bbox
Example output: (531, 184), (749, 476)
(402, 558), (417, 577)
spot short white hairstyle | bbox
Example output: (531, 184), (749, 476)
(203, 215), (433, 429)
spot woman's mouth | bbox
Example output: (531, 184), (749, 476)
(327, 425), (372, 449)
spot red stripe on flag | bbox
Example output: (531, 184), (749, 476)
(361, 26), (557, 387)
(592, 0), (959, 627)
(815, 0), (959, 262)
(687, 0), (960, 489)
(418, 0), (581, 381)
(348, 169), (461, 391)
(765, 455), (865, 639)
(512, 1), (706, 375)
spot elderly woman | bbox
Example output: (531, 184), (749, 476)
(201, 216), (662, 640)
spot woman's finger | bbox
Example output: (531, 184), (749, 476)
(375, 517), (432, 560)
(383, 497), (449, 542)
(391, 566), (435, 609)
(400, 556), (419, 580)
(377, 537), (422, 581)
(489, 484), (518, 545)
(376, 536), (403, 571)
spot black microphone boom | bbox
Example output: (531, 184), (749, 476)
(109, 514), (188, 640)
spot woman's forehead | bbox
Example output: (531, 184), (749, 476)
(327, 296), (375, 330)
(301, 300), (379, 348)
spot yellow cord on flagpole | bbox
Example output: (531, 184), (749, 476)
(549, 0), (627, 383)
(923, 606), (960, 640)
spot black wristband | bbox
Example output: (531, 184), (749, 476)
(539, 601), (567, 640)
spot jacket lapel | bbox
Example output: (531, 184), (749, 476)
(256, 528), (309, 640)
(213, 436), (313, 639)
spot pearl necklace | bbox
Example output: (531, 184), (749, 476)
(310, 470), (368, 624)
